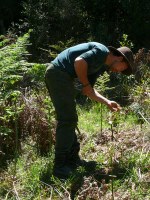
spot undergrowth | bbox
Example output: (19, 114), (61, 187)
(0, 32), (150, 199)
(0, 105), (149, 199)
(0, 31), (55, 166)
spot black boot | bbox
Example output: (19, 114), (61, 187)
(53, 153), (73, 179)
(68, 143), (86, 169)
(68, 152), (97, 171)
(68, 153), (85, 169)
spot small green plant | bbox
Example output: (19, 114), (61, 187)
(0, 35), (11, 48)
(119, 34), (134, 49)
(95, 71), (112, 94)
(49, 38), (75, 59)
(95, 72), (113, 134)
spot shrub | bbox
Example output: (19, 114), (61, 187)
(0, 31), (54, 166)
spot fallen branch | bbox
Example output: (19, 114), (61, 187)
(40, 180), (63, 198)
(138, 112), (150, 125)
(13, 181), (20, 200)
(59, 184), (71, 200)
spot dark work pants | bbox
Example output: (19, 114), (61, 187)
(45, 64), (78, 157)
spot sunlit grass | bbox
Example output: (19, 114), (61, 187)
(0, 102), (149, 199)
(77, 102), (109, 135)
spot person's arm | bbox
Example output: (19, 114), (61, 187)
(74, 57), (121, 112)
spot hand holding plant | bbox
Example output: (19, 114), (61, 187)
(107, 101), (121, 112)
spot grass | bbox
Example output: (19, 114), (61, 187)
(0, 102), (150, 200)
(78, 102), (109, 135)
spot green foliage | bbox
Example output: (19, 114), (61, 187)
(130, 66), (150, 124)
(0, 35), (11, 47)
(0, 32), (30, 147)
(120, 0), (150, 49)
(22, 0), (88, 61)
(95, 71), (113, 95)
(129, 49), (150, 124)
(27, 63), (46, 84)
(0, 32), (55, 165)
(0, 144), (54, 199)
(0, 126), (12, 136)
(1, 0), (150, 57)
(1, 102), (149, 199)
(119, 34), (134, 49)
(0, 32), (30, 93)
(49, 38), (75, 58)
(0, 4), (149, 197)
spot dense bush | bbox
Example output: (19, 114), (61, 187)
(13, 0), (149, 62)
(129, 49), (150, 124)
(0, 32), (54, 166)
(21, 0), (89, 61)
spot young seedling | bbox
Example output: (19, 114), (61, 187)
(108, 112), (116, 141)
(108, 111), (121, 141)
(100, 103), (103, 135)
(109, 175), (117, 200)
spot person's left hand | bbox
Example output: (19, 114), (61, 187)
(107, 100), (121, 112)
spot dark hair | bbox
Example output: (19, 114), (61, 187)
(110, 48), (126, 63)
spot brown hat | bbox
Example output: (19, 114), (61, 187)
(108, 46), (134, 75)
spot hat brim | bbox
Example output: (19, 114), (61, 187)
(108, 46), (133, 75)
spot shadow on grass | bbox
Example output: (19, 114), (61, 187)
(70, 161), (129, 199)
(39, 160), (129, 200)
(39, 161), (53, 184)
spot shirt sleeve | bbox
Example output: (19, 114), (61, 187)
(79, 47), (106, 66)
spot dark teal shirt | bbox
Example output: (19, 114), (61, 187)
(51, 42), (109, 77)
